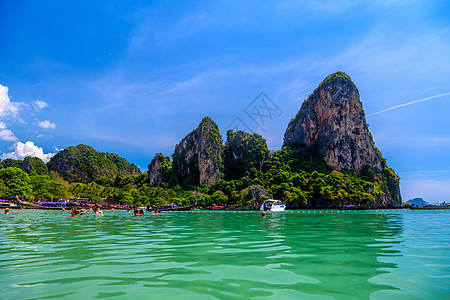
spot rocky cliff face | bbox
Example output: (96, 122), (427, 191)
(283, 72), (401, 207)
(284, 72), (382, 173)
(224, 130), (269, 180)
(172, 117), (223, 187)
(148, 153), (172, 186)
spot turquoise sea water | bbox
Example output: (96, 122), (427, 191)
(0, 209), (449, 299)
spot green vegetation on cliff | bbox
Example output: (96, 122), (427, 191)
(22, 156), (49, 175)
(0, 159), (22, 169)
(0, 134), (400, 208)
(224, 130), (269, 180)
(0, 157), (49, 176)
(317, 71), (354, 89)
(47, 144), (141, 183)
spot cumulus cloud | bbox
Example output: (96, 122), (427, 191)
(0, 84), (22, 117)
(0, 121), (18, 141)
(38, 120), (56, 129)
(34, 100), (48, 110)
(0, 141), (56, 163)
(0, 129), (18, 142)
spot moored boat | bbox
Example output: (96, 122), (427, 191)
(19, 200), (65, 210)
(0, 200), (22, 209)
(151, 204), (193, 211)
(339, 205), (366, 210)
(410, 202), (450, 210)
(224, 204), (255, 211)
(260, 199), (286, 212)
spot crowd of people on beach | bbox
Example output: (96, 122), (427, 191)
(69, 207), (161, 217)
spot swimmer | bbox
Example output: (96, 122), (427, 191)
(71, 209), (78, 217)
(261, 211), (266, 218)
(2, 208), (10, 214)
(111, 208), (114, 212)
(80, 208), (86, 216)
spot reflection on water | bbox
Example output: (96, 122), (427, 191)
(0, 210), (449, 299)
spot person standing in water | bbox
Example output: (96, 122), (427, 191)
(2, 208), (10, 214)
(71, 209), (78, 217)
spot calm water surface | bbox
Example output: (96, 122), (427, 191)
(0, 209), (449, 299)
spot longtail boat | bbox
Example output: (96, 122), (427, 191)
(19, 200), (66, 210)
(410, 203), (450, 210)
(339, 205), (366, 210)
(0, 200), (22, 209)
(150, 204), (193, 211)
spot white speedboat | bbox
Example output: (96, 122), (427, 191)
(260, 199), (286, 212)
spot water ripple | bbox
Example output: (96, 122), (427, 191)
(0, 210), (449, 299)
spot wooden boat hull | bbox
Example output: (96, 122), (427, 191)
(224, 206), (255, 211)
(339, 206), (366, 210)
(0, 203), (22, 209)
(410, 205), (450, 210)
(151, 205), (193, 212)
(20, 201), (66, 210)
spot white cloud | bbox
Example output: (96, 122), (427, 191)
(38, 120), (56, 129)
(0, 141), (56, 163)
(0, 84), (22, 117)
(34, 100), (48, 110)
(0, 121), (18, 141)
(0, 129), (18, 142)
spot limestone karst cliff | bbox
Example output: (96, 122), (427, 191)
(284, 72), (382, 173)
(148, 153), (172, 186)
(223, 130), (269, 180)
(172, 117), (223, 187)
(283, 71), (401, 207)
(144, 72), (401, 208)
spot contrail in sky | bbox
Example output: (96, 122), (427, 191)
(367, 92), (450, 117)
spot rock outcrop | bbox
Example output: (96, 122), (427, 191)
(283, 71), (401, 207)
(284, 71), (382, 173)
(224, 130), (269, 180)
(249, 186), (271, 200)
(172, 117), (223, 187)
(148, 153), (172, 186)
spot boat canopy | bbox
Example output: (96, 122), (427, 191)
(263, 199), (283, 205)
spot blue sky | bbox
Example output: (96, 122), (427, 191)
(1, 0), (450, 202)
